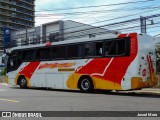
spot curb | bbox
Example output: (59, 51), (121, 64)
(117, 89), (160, 95)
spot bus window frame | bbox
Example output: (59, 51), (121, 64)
(67, 43), (84, 59)
(51, 45), (67, 60)
(94, 40), (103, 57)
(8, 37), (130, 63)
(36, 46), (52, 61)
(84, 41), (95, 58)
(7, 50), (23, 72)
(21, 49), (36, 62)
(103, 37), (130, 57)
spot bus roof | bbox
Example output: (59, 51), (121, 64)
(7, 32), (141, 52)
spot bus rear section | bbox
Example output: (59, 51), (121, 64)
(128, 34), (157, 90)
(6, 33), (157, 92)
(66, 33), (157, 91)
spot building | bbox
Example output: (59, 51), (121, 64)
(10, 20), (119, 47)
(0, 0), (35, 50)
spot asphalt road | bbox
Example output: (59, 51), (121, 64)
(0, 83), (160, 120)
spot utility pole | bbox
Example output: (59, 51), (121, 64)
(26, 26), (27, 41)
(140, 16), (154, 34)
(140, 16), (146, 33)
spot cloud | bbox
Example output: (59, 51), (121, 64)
(35, 0), (135, 27)
(35, 0), (160, 36)
(35, 12), (64, 26)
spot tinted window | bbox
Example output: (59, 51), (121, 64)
(36, 47), (51, 60)
(95, 42), (103, 56)
(22, 49), (35, 61)
(10, 50), (22, 66)
(7, 50), (22, 72)
(85, 42), (94, 57)
(52, 46), (66, 59)
(104, 39), (126, 56)
(67, 44), (83, 58)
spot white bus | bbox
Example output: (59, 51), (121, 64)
(6, 32), (157, 92)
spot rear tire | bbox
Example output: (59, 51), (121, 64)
(79, 77), (94, 93)
(19, 77), (27, 89)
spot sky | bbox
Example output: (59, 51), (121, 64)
(35, 0), (160, 36)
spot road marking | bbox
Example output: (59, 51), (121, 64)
(0, 99), (20, 103)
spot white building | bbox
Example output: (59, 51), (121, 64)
(10, 20), (120, 47)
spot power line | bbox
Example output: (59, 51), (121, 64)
(16, 14), (159, 41)
(6, 22), (160, 48)
(10, 11), (160, 42)
(35, 8), (158, 36)
(36, 0), (155, 12)
(3, 19), (159, 48)
(35, 8), (158, 31)
(36, 5), (160, 17)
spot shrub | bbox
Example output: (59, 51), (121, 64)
(1, 67), (6, 75)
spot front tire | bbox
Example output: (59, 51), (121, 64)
(19, 77), (27, 89)
(79, 77), (94, 93)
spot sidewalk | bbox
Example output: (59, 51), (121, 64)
(117, 88), (160, 94)
(0, 75), (5, 83)
(133, 88), (160, 94)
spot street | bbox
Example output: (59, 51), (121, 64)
(0, 83), (160, 120)
(0, 83), (160, 108)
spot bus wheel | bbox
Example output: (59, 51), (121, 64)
(19, 77), (27, 89)
(79, 77), (94, 93)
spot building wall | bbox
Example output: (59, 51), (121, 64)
(63, 20), (117, 40)
(0, 50), (4, 57)
(10, 20), (119, 47)
(0, 0), (35, 49)
(11, 26), (41, 46)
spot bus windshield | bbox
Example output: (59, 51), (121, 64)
(7, 51), (22, 72)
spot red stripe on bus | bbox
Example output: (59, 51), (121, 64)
(19, 62), (40, 79)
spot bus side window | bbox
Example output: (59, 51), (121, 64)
(104, 42), (110, 56)
(16, 51), (22, 64)
(36, 47), (51, 60)
(104, 41), (116, 56)
(52, 47), (57, 59)
(67, 44), (83, 58)
(85, 43), (94, 57)
(95, 42), (103, 56)
(52, 46), (66, 59)
(22, 50), (35, 61)
(117, 40), (125, 55)
(104, 39), (126, 56)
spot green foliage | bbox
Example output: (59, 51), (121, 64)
(0, 67), (6, 75)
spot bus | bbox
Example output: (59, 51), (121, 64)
(5, 32), (157, 92)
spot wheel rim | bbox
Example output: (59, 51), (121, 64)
(81, 79), (90, 90)
(20, 78), (26, 86)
